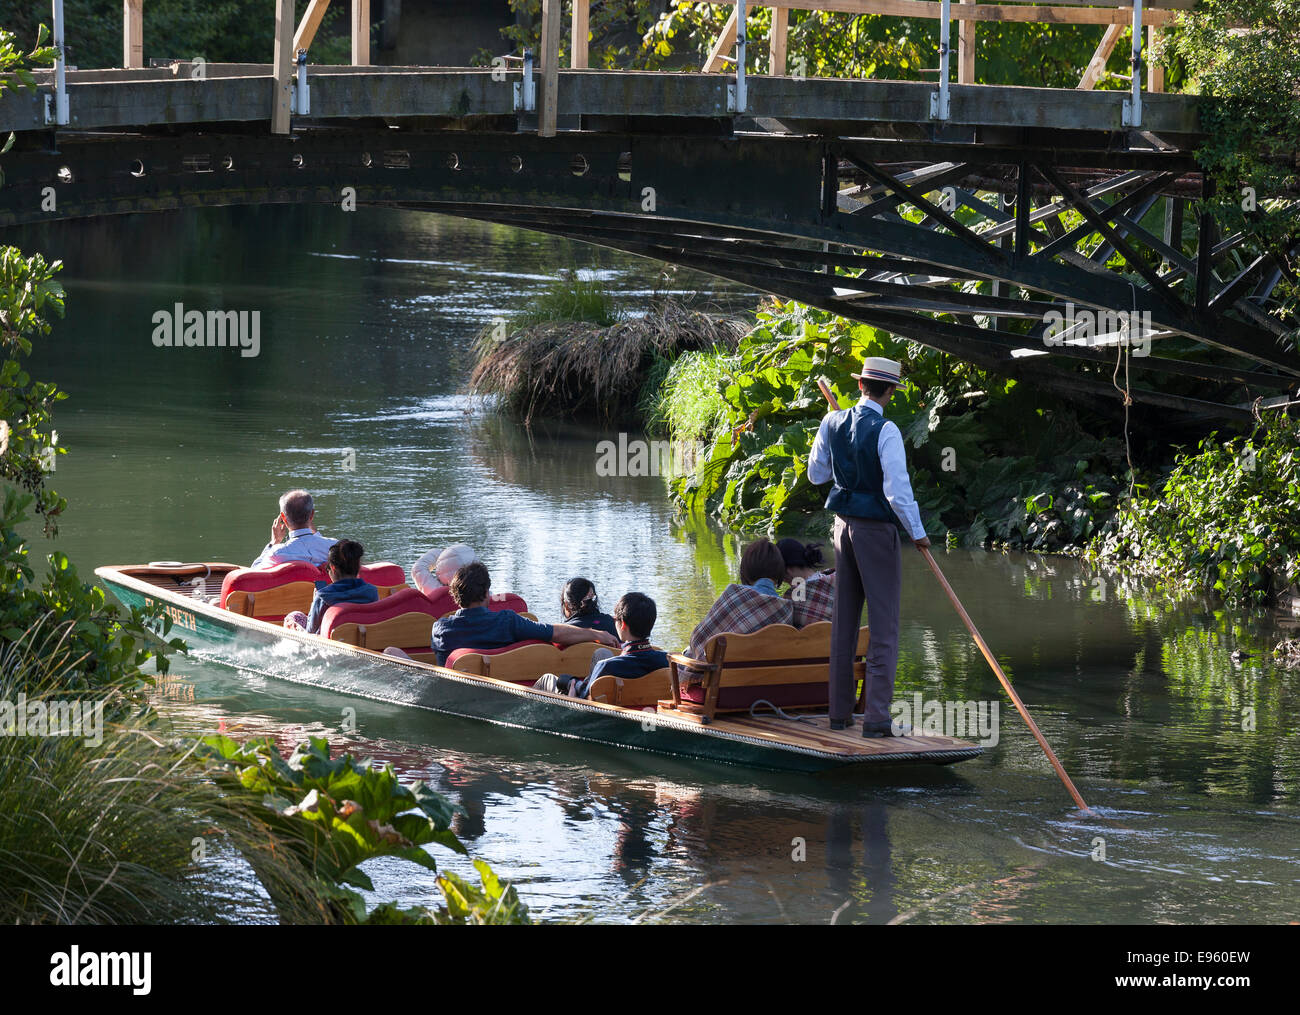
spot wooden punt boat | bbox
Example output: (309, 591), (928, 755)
(96, 563), (983, 774)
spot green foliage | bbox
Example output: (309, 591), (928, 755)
(0, 2), (353, 68)
(0, 620), (334, 924)
(1170, 1), (1300, 328)
(509, 268), (623, 330)
(1091, 416), (1300, 607)
(194, 735), (528, 924)
(493, 2), (1146, 90)
(1, 163), (180, 704)
(651, 347), (735, 441)
(666, 298), (1129, 547)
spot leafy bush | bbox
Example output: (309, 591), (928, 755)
(665, 298), (1129, 547)
(651, 348), (735, 441)
(196, 735), (530, 924)
(1090, 416), (1300, 606)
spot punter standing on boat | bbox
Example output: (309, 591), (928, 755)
(807, 357), (929, 738)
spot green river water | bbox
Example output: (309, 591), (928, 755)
(14, 204), (1300, 924)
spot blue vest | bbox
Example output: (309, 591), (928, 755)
(823, 405), (894, 522)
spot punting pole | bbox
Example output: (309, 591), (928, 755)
(815, 376), (1091, 812)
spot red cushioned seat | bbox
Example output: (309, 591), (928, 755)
(320, 587), (437, 641)
(221, 561), (328, 622)
(359, 562), (408, 596)
(420, 585), (528, 619)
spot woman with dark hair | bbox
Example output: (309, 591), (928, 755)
(777, 537), (836, 627)
(684, 537), (794, 660)
(283, 539), (379, 634)
(559, 577), (618, 638)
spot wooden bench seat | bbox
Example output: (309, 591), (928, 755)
(448, 641), (603, 685)
(586, 667), (672, 709)
(661, 621), (869, 724)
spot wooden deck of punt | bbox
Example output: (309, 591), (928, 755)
(95, 563), (983, 773)
(714, 713), (976, 759)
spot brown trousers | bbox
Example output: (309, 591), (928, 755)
(830, 515), (901, 723)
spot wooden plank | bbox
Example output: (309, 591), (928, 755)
(352, 0), (371, 66)
(1078, 22), (1123, 89)
(769, 6), (790, 75)
(571, 0), (590, 69)
(957, 0), (976, 84)
(123, 0), (144, 70)
(271, 0), (294, 134)
(703, 9), (739, 72)
(539, 0), (562, 136)
(712, 1), (1180, 26)
(1147, 23), (1164, 93)
(294, 0), (333, 54)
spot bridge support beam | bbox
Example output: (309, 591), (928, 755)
(539, 0), (562, 137)
(957, 0), (974, 84)
(294, 0), (332, 55)
(272, 0), (294, 134)
(769, 6), (788, 76)
(123, 0), (144, 69)
(352, 0), (371, 65)
(571, 0), (589, 70)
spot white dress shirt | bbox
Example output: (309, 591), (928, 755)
(808, 396), (927, 540)
(252, 527), (337, 568)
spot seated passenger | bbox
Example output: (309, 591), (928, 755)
(252, 489), (337, 568)
(283, 540), (379, 634)
(533, 592), (668, 699)
(410, 543), (478, 598)
(430, 562), (617, 666)
(684, 537), (794, 661)
(559, 577), (618, 639)
(778, 537), (835, 627)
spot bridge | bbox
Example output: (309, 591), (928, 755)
(2, 0), (1296, 422)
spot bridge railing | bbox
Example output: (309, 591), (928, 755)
(52, 0), (1188, 137)
(560, 0), (1189, 130)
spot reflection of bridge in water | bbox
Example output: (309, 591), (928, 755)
(4, 1), (1296, 420)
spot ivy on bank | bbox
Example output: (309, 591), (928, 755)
(1090, 417), (1300, 607)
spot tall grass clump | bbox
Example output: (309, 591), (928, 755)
(509, 269), (623, 330)
(472, 295), (744, 424)
(653, 349), (735, 442)
(0, 619), (331, 924)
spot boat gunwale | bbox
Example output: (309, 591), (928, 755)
(95, 564), (983, 766)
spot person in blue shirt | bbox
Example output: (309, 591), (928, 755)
(559, 577), (618, 638)
(432, 562), (617, 666)
(533, 592), (669, 699)
(252, 489), (337, 568)
(284, 539), (379, 634)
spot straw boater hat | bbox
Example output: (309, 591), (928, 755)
(851, 356), (902, 385)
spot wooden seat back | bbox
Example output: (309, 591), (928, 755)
(449, 641), (602, 684)
(665, 621), (869, 723)
(226, 582), (319, 622)
(586, 667), (672, 709)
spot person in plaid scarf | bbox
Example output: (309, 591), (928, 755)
(778, 538), (835, 627)
(684, 538), (793, 661)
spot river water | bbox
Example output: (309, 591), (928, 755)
(16, 205), (1300, 924)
